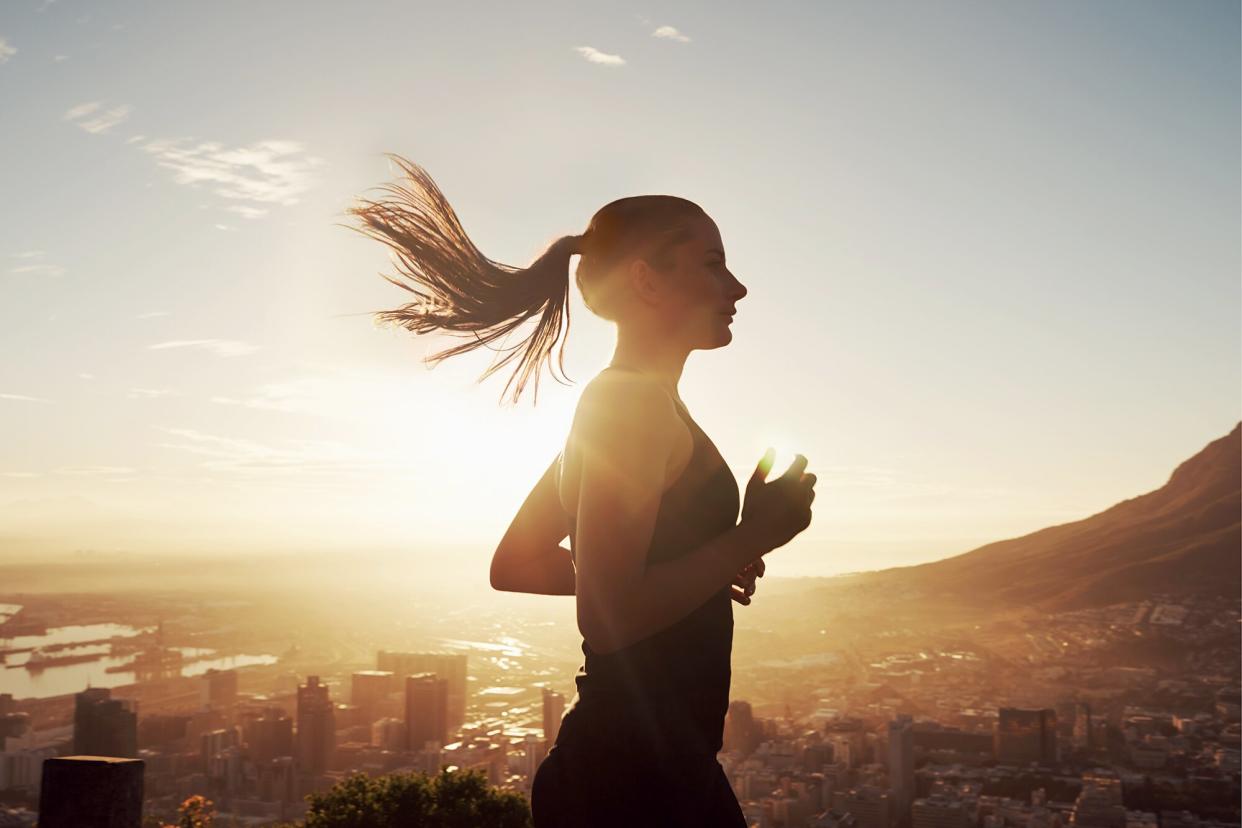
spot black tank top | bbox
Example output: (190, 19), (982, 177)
(554, 369), (741, 758)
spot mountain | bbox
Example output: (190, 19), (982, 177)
(855, 422), (1241, 612)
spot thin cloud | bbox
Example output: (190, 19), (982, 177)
(652, 25), (691, 43)
(0, 38), (16, 65)
(1, 393), (51, 403)
(1, 472), (40, 478)
(127, 387), (172, 399)
(136, 310), (170, 319)
(138, 137), (324, 208)
(9, 263), (66, 276)
(154, 426), (393, 477)
(53, 55), (69, 62)
(148, 339), (259, 357)
(126, 134), (145, 145)
(12, 250), (45, 259)
(64, 101), (132, 134)
(79, 373), (95, 380)
(55, 466), (137, 476)
(225, 205), (269, 220)
(574, 46), (625, 66)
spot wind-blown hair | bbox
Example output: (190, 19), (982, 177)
(344, 153), (705, 405)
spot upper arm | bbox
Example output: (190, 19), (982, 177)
(571, 375), (680, 653)
(490, 453), (569, 589)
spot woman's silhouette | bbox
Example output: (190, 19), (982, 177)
(346, 154), (816, 827)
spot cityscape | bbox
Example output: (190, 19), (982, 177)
(1, 425), (1238, 826)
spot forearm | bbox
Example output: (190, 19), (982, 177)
(586, 522), (766, 653)
(491, 544), (576, 596)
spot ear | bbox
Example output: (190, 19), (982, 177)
(626, 257), (666, 307)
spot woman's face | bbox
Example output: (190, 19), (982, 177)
(656, 214), (748, 350)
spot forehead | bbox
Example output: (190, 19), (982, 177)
(683, 215), (723, 251)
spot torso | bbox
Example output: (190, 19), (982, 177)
(550, 366), (741, 759)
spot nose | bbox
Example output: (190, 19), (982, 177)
(730, 273), (748, 303)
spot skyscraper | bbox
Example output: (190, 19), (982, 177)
(199, 669), (239, 710)
(243, 709), (294, 764)
(405, 673), (449, 752)
(541, 688), (564, 749)
(350, 670), (395, 725)
(378, 651), (468, 730)
(723, 700), (761, 756)
(887, 714), (914, 823)
(296, 676), (335, 774)
(73, 688), (137, 758)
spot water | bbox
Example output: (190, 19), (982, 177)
(0, 623), (277, 700)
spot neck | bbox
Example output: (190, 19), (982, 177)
(609, 323), (689, 403)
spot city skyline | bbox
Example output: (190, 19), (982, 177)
(1, 0), (1239, 578)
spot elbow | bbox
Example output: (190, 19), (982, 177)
(489, 549), (512, 592)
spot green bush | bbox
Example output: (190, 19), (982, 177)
(302, 767), (532, 828)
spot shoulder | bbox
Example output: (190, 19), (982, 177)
(572, 371), (680, 449)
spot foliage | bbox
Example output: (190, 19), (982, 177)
(302, 767), (532, 828)
(177, 795), (216, 828)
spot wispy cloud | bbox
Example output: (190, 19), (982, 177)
(574, 46), (625, 66)
(79, 373), (95, 380)
(127, 387), (173, 399)
(148, 339), (259, 357)
(53, 54), (68, 62)
(136, 310), (170, 319)
(55, 465), (137, 476)
(64, 100), (132, 134)
(9, 263), (66, 276)
(126, 134), (145, 144)
(652, 25), (691, 43)
(154, 426), (393, 477)
(0, 393), (51, 403)
(138, 138), (324, 208)
(0, 472), (40, 478)
(225, 205), (269, 220)
(9, 250), (66, 277)
(0, 38), (16, 65)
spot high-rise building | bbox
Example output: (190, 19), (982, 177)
(1071, 770), (1125, 827)
(831, 786), (891, 828)
(372, 717), (406, 751)
(888, 714), (914, 823)
(912, 795), (968, 828)
(723, 700), (761, 756)
(405, 673), (449, 752)
(378, 651), (467, 730)
(995, 708), (1057, 766)
(1072, 702), (1094, 751)
(199, 669), (239, 710)
(243, 710), (294, 763)
(73, 688), (137, 758)
(351, 671), (395, 725)
(541, 688), (565, 748)
(296, 676), (335, 774)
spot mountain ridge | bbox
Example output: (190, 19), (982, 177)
(824, 422), (1241, 611)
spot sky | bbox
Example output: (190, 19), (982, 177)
(0, 0), (1238, 580)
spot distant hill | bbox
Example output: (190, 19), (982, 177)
(851, 422), (1241, 612)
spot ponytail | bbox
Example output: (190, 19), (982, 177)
(344, 153), (578, 406)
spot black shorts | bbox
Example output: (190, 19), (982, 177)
(531, 743), (747, 828)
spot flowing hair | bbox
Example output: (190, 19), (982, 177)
(342, 153), (706, 405)
(343, 154), (577, 406)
